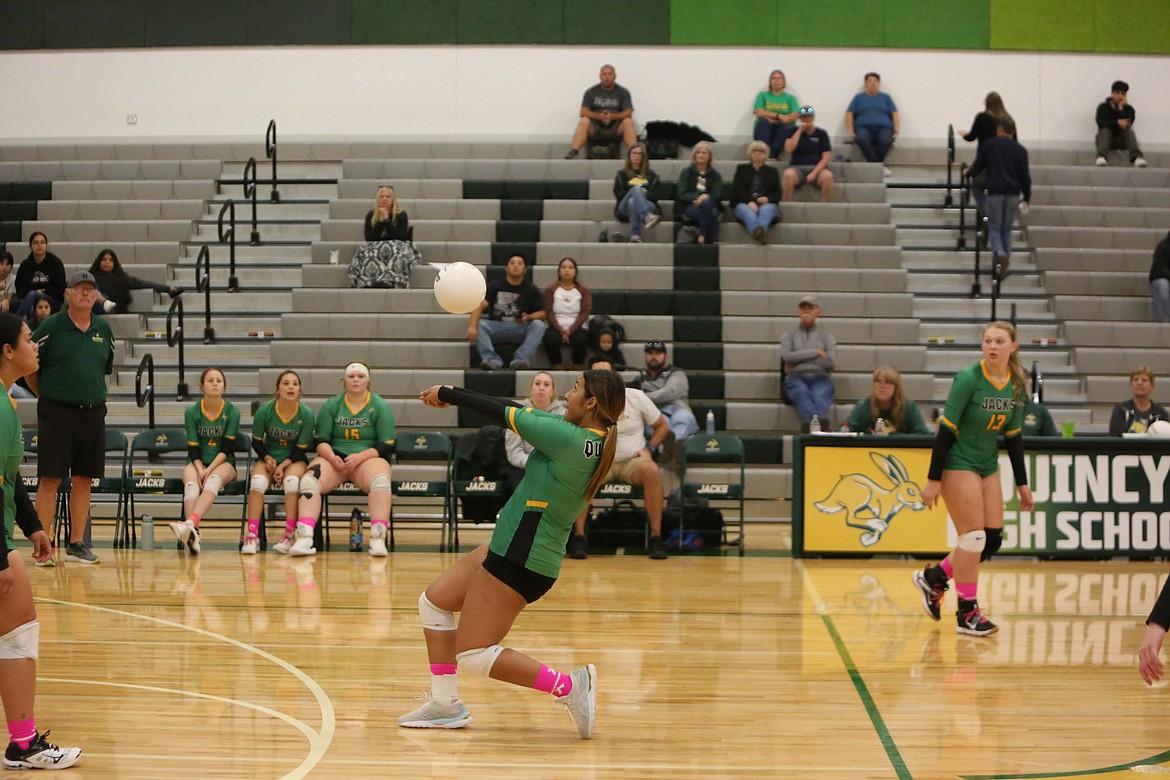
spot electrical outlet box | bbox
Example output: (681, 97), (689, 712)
(126, 114), (138, 125)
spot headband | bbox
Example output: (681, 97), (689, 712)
(344, 362), (370, 378)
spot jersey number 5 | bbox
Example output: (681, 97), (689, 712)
(986, 413), (1007, 431)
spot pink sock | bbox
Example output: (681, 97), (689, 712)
(298, 517), (317, 528)
(371, 519), (389, 528)
(188, 514), (201, 527)
(955, 582), (977, 601)
(431, 664), (458, 700)
(284, 516), (297, 534)
(8, 718), (35, 750)
(939, 557), (954, 578)
(246, 518), (260, 537)
(430, 664), (457, 676)
(534, 664), (572, 697)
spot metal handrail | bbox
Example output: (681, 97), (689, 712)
(165, 294), (188, 401)
(195, 245), (215, 344)
(945, 124), (955, 208)
(243, 156), (260, 245)
(135, 353), (155, 431)
(1032, 361), (1043, 403)
(958, 166), (968, 251)
(265, 119), (280, 203)
(216, 199), (239, 292)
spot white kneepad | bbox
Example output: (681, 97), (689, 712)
(282, 475), (301, 495)
(369, 473), (392, 494)
(957, 529), (987, 554)
(202, 474), (223, 496)
(249, 474), (270, 495)
(184, 481), (200, 502)
(299, 473), (321, 498)
(418, 592), (456, 631)
(0, 620), (40, 660)
(456, 645), (505, 678)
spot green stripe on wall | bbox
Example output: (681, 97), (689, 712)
(990, 0), (1095, 51)
(1094, 0), (1170, 54)
(883, 0), (989, 49)
(564, 0), (670, 45)
(671, 0), (779, 46)
(353, 0), (460, 45)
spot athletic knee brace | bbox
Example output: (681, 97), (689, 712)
(282, 475), (300, 495)
(368, 473), (392, 494)
(957, 529), (987, 554)
(184, 481), (200, 502)
(981, 528), (1003, 562)
(202, 474), (223, 497)
(456, 645), (505, 678)
(249, 474), (270, 495)
(418, 592), (456, 631)
(0, 620), (40, 660)
(299, 473), (321, 499)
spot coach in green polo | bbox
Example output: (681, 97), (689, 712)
(27, 271), (114, 565)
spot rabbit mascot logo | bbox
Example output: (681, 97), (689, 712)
(814, 452), (926, 547)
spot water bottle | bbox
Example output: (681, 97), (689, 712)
(348, 508), (363, 552)
(140, 515), (154, 551)
(873, 417), (887, 435)
(705, 410), (715, 435)
(809, 415), (821, 434)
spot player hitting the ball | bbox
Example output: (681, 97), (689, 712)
(400, 370), (625, 739)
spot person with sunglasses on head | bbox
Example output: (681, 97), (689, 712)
(782, 105), (834, 203)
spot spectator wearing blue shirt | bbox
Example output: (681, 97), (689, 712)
(845, 72), (900, 176)
(781, 106), (834, 203)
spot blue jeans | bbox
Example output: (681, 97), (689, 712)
(658, 404), (699, 441)
(683, 198), (721, 244)
(782, 373), (835, 424)
(854, 126), (893, 163)
(984, 193), (1020, 260)
(753, 118), (792, 159)
(970, 170), (988, 213)
(476, 318), (547, 366)
(1152, 278), (1170, 323)
(618, 187), (657, 238)
(734, 202), (779, 234)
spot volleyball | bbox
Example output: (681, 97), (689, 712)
(434, 262), (486, 315)
(1148, 420), (1170, 438)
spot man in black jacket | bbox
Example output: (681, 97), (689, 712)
(1095, 80), (1146, 168)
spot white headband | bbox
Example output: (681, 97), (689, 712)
(344, 362), (370, 378)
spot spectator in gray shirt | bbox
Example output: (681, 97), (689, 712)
(780, 295), (837, 431)
(637, 341), (698, 445)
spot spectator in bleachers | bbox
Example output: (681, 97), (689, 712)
(566, 357), (669, 561)
(14, 232), (65, 318)
(845, 72), (899, 177)
(752, 69), (801, 160)
(88, 248), (182, 314)
(780, 295), (837, 432)
(541, 257), (592, 370)
(612, 144), (662, 243)
(170, 367), (240, 557)
(292, 362), (397, 557)
(351, 185), (419, 289)
(963, 117), (1030, 283)
(841, 365), (929, 435)
(1095, 80), (1147, 168)
(23, 293), (51, 332)
(247, 370), (315, 556)
(1109, 366), (1168, 436)
(731, 141), (781, 245)
(588, 327), (627, 370)
(637, 341), (699, 447)
(960, 91), (1014, 212)
(468, 254), (547, 371)
(674, 142), (724, 245)
(565, 64), (636, 159)
(1022, 379), (1059, 437)
(782, 106), (835, 204)
(1151, 230), (1170, 324)
(505, 372), (565, 494)
(0, 250), (15, 312)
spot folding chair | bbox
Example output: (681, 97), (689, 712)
(122, 427), (188, 549)
(390, 431), (453, 551)
(678, 434), (746, 555)
(449, 447), (507, 552)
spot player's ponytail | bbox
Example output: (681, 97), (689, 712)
(581, 369), (627, 503)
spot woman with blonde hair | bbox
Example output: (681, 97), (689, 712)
(841, 365), (929, 434)
(364, 186), (409, 241)
(352, 186), (418, 288)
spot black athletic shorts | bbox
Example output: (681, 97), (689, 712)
(483, 551), (557, 604)
(36, 398), (106, 479)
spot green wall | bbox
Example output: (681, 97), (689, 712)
(0, 0), (1165, 53)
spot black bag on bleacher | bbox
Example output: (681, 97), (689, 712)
(586, 499), (649, 550)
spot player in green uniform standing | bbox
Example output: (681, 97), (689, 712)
(290, 362), (396, 557)
(171, 367), (240, 556)
(912, 321), (1034, 636)
(0, 313), (81, 770)
(244, 370), (315, 555)
(399, 369), (625, 740)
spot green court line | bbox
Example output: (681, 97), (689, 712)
(798, 561), (911, 779)
(962, 747), (1170, 779)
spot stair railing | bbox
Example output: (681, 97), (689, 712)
(194, 244), (216, 344)
(216, 199), (239, 292)
(165, 294), (188, 401)
(243, 156), (260, 245)
(945, 124), (955, 208)
(1031, 361), (1043, 403)
(265, 119), (280, 203)
(134, 352), (156, 431)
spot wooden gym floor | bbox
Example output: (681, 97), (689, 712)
(23, 533), (1170, 779)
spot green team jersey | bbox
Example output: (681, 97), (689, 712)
(0, 394), (21, 547)
(184, 399), (241, 465)
(491, 405), (606, 579)
(252, 399), (315, 462)
(938, 361), (1024, 476)
(315, 391), (396, 457)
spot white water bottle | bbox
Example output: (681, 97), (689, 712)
(809, 415), (821, 434)
(140, 515), (154, 551)
(874, 417), (887, 435)
(705, 410), (715, 435)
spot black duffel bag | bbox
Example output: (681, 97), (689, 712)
(586, 499), (649, 551)
(661, 502), (724, 551)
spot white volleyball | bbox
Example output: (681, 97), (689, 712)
(434, 262), (487, 315)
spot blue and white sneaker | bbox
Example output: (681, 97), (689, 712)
(562, 664), (597, 739)
(398, 694), (472, 729)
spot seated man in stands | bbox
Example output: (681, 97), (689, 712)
(1095, 80), (1147, 168)
(467, 254), (547, 370)
(565, 64), (637, 159)
(730, 141), (782, 245)
(781, 105), (834, 203)
(566, 357), (669, 561)
(1109, 366), (1168, 435)
(637, 341), (699, 453)
(780, 295), (837, 432)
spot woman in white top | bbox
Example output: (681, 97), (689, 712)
(504, 372), (565, 494)
(541, 258), (592, 370)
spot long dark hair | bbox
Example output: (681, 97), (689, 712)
(0, 312), (24, 350)
(581, 369), (627, 503)
(89, 248), (133, 307)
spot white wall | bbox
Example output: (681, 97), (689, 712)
(2, 45), (1168, 146)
